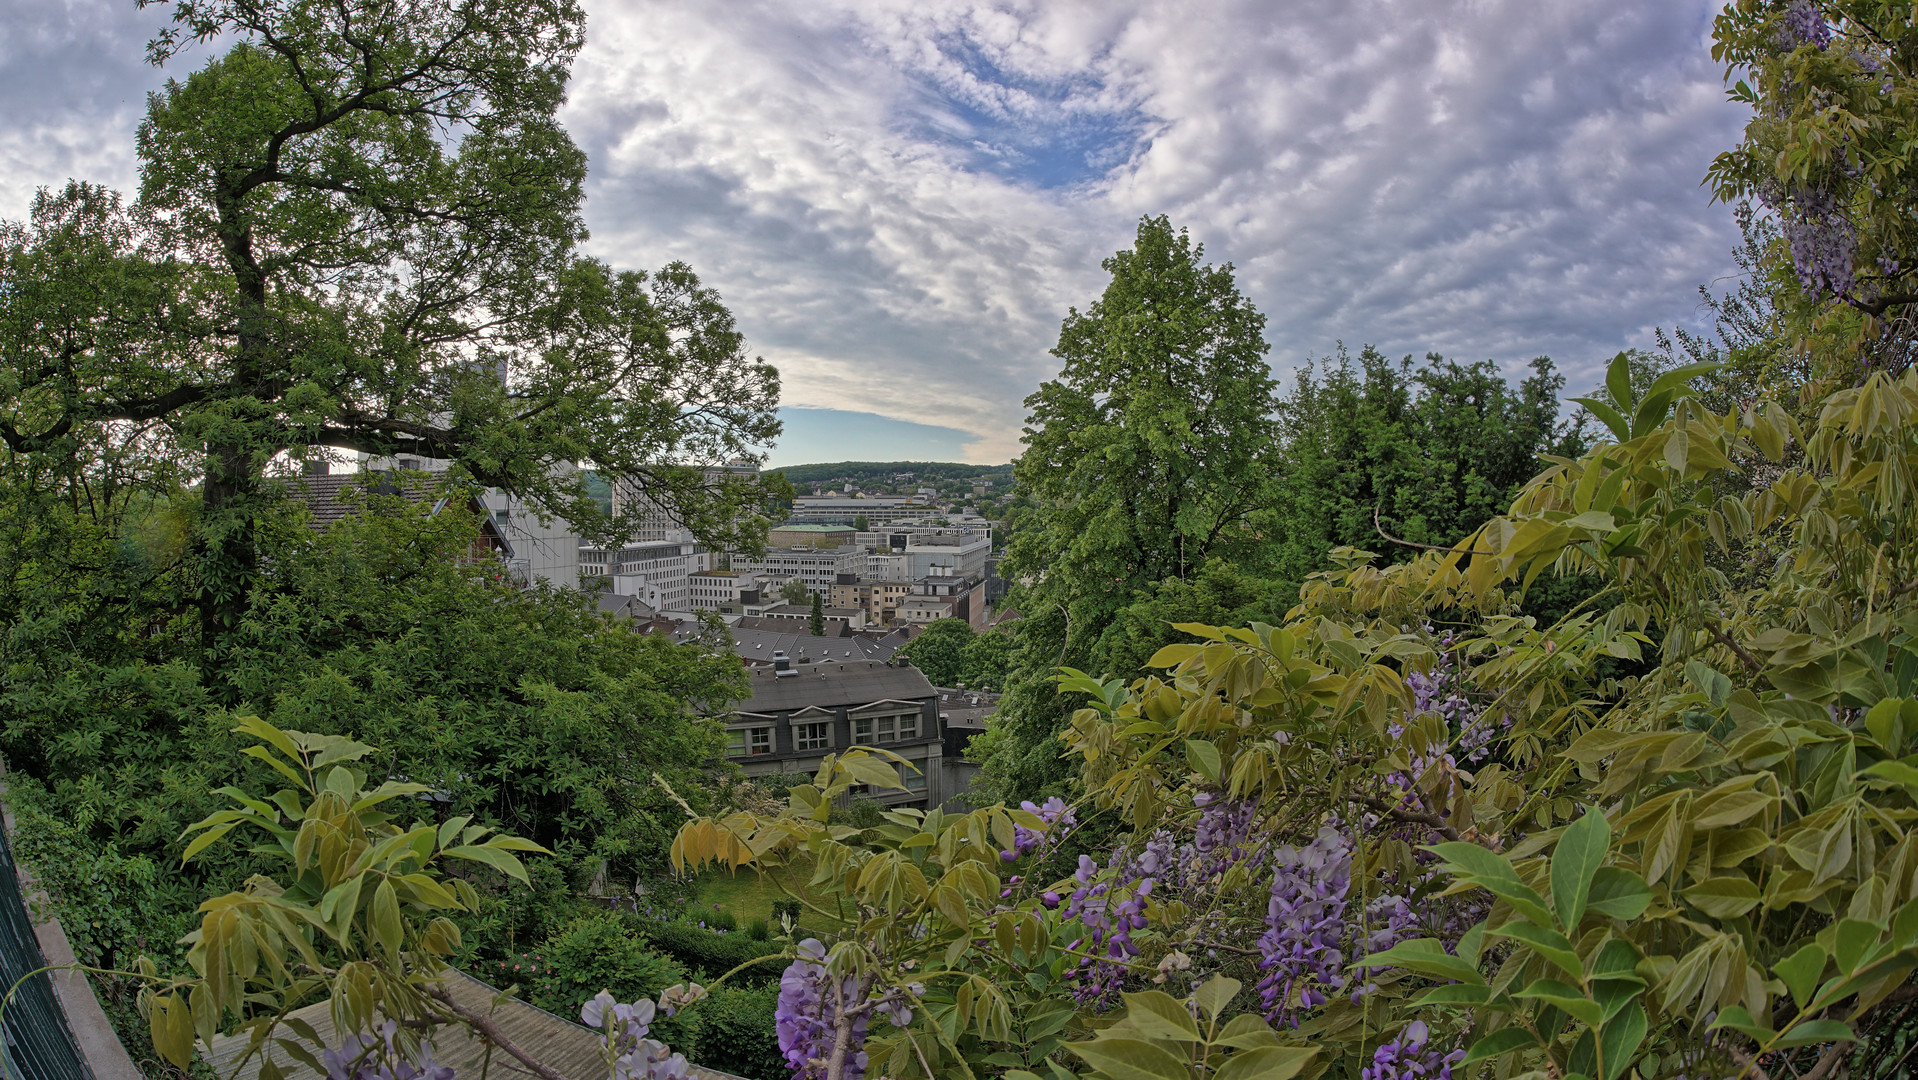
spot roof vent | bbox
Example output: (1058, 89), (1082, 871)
(772, 650), (797, 677)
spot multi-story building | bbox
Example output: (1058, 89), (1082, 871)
(828, 577), (914, 623)
(766, 523), (856, 549)
(729, 545), (868, 594)
(751, 603), (868, 631)
(858, 528), (991, 581)
(896, 569), (987, 628)
(722, 656), (946, 806)
(689, 569), (764, 612)
(579, 539), (703, 611)
(788, 497), (921, 525)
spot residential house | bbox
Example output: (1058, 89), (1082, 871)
(723, 656), (946, 806)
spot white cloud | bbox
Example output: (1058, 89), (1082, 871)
(0, 0), (1749, 463)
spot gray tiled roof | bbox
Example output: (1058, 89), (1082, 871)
(737, 660), (936, 714)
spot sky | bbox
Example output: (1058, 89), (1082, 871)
(0, 0), (1750, 467)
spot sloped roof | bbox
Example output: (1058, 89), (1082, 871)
(203, 967), (744, 1080)
(738, 660), (936, 713)
(286, 473), (512, 555)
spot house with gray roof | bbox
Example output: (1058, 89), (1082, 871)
(724, 657), (945, 806)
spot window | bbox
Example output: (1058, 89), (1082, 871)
(729, 727), (772, 756)
(796, 722), (831, 752)
(899, 761), (927, 791)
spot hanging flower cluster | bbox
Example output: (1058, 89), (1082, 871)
(1002, 796), (1075, 860)
(1255, 825), (1354, 1025)
(774, 938), (921, 1079)
(581, 990), (692, 1080)
(1060, 854), (1153, 1006)
(321, 1021), (453, 1080)
(1360, 1020), (1465, 1080)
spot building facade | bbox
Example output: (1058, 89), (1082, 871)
(766, 524), (856, 548)
(689, 569), (763, 612)
(723, 657), (945, 806)
(728, 546), (868, 594)
(788, 497), (921, 525)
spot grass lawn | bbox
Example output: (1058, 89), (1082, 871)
(691, 859), (844, 928)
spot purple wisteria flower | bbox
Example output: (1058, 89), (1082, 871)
(322, 1021), (453, 1080)
(776, 939), (870, 1080)
(1774, 0), (1831, 50)
(580, 990), (692, 1080)
(1256, 825), (1353, 1025)
(1361, 1020), (1464, 1080)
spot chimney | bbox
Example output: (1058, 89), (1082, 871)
(772, 650), (797, 677)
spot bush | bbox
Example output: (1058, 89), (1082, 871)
(745, 917), (770, 941)
(524, 914), (687, 1019)
(690, 984), (785, 1080)
(639, 919), (786, 983)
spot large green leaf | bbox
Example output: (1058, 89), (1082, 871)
(1359, 938), (1486, 985)
(1552, 809), (1611, 928)
(1065, 1038), (1188, 1080)
(1463, 1026), (1541, 1064)
(1773, 943), (1827, 1012)
(1681, 876), (1761, 919)
(1212, 1047), (1318, 1080)
(1428, 842), (1555, 927)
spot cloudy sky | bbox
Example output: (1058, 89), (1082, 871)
(1, 0), (1748, 466)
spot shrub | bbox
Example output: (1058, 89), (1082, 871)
(526, 913), (687, 1019)
(638, 919), (785, 983)
(745, 917), (770, 941)
(691, 983), (785, 1080)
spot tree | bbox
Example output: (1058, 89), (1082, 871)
(809, 591), (825, 635)
(779, 578), (810, 606)
(854, 513), (869, 531)
(958, 629), (1016, 693)
(0, 0), (780, 661)
(1266, 346), (1582, 586)
(983, 216), (1281, 799)
(893, 618), (975, 686)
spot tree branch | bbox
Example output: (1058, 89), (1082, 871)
(424, 984), (567, 1080)
(1373, 503), (1473, 554)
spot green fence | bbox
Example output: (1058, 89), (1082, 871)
(0, 823), (93, 1080)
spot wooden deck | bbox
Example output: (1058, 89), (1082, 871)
(203, 968), (744, 1080)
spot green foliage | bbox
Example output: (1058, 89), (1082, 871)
(638, 919), (787, 983)
(675, 353), (1918, 1080)
(692, 983), (786, 1080)
(960, 629), (1017, 693)
(524, 913), (688, 1019)
(139, 717), (551, 1073)
(810, 592), (826, 636)
(0, 0), (781, 656)
(895, 618), (977, 686)
(1061, 976), (1317, 1080)
(781, 578), (812, 605)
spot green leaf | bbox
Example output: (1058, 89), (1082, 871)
(1604, 353), (1635, 412)
(1514, 979), (1603, 1027)
(1185, 740), (1222, 783)
(371, 878), (402, 957)
(1212, 1047), (1318, 1080)
(1489, 921), (1584, 980)
(1598, 1001), (1648, 1080)
(1708, 1006), (1774, 1042)
(1427, 842), (1555, 927)
(1192, 974), (1240, 1021)
(1834, 917), (1882, 976)
(442, 843), (530, 882)
(180, 821), (241, 864)
(1572, 398), (1632, 443)
(1215, 1013), (1280, 1049)
(1065, 1037), (1188, 1080)
(1681, 876), (1762, 919)
(1463, 1027), (1541, 1064)
(1117, 991), (1201, 1042)
(1772, 1019), (1855, 1049)
(1359, 938), (1486, 985)
(1552, 808), (1610, 928)
(1410, 984), (1499, 1008)
(1773, 943), (1827, 1014)
(1585, 867), (1652, 920)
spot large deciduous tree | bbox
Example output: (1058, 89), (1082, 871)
(0, 0), (780, 656)
(982, 216), (1282, 798)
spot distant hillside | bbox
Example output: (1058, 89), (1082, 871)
(769, 461), (1013, 485)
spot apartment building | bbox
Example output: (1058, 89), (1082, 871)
(896, 569), (987, 628)
(688, 569), (764, 612)
(766, 523), (856, 548)
(857, 528), (991, 581)
(729, 545), (868, 594)
(723, 656), (946, 807)
(828, 578), (914, 623)
(788, 497), (922, 525)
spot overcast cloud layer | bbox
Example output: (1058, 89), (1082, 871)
(1, 0), (1748, 463)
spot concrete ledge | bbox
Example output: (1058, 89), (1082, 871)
(0, 773), (146, 1080)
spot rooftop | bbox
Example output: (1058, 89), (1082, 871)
(737, 660), (937, 714)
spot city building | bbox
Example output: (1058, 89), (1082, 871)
(728, 545), (868, 594)
(292, 471), (516, 571)
(722, 656), (946, 806)
(857, 528), (990, 581)
(579, 539), (704, 611)
(688, 569), (764, 612)
(828, 578), (914, 623)
(766, 523), (856, 549)
(896, 569), (987, 628)
(750, 603), (868, 632)
(788, 497), (921, 525)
